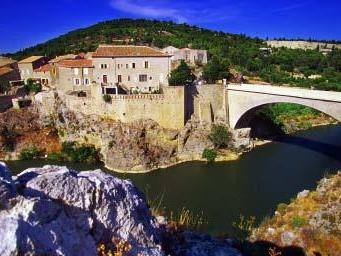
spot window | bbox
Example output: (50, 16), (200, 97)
(105, 88), (117, 95)
(128, 75), (130, 81)
(144, 61), (149, 68)
(83, 68), (89, 75)
(100, 64), (108, 69)
(84, 78), (90, 86)
(126, 64), (129, 69)
(74, 68), (79, 75)
(118, 75), (122, 83)
(117, 64), (120, 69)
(139, 74), (147, 82)
(74, 78), (80, 85)
(132, 63), (136, 69)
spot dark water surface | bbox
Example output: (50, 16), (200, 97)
(6, 125), (341, 236)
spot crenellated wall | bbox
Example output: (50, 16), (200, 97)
(53, 85), (185, 130)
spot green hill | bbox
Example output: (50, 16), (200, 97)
(8, 19), (264, 60)
(7, 18), (341, 91)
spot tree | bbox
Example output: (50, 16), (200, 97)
(202, 57), (230, 83)
(209, 125), (231, 149)
(168, 60), (195, 86)
(202, 148), (218, 163)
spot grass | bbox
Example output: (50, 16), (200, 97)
(290, 216), (307, 229)
(169, 207), (207, 231)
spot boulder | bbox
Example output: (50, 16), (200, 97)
(1, 165), (163, 256)
(0, 196), (97, 256)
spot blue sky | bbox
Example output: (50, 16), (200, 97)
(1, 0), (340, 53)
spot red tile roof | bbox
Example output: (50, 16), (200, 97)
(76, 52), (86, 59)
(58, 59), (93, 68)
(34, 64), (50, 72)
(0, 66), (14, 76)
(93, 45), (169, 57)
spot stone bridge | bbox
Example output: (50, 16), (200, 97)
(226, 84), (341, 129)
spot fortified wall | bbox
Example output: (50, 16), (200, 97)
(36, 85), (185, 130)
(34, 84), (230, 130)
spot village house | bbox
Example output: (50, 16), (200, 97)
(92, 45), (172, 95)
(162, 46), (208, 67)
(18, 56), (48, 81)
(0, 57), (20, 91)
(31, 64), (52, 86)
(54, 58), (94, 92)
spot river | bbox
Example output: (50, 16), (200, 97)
(5, 124), (341, 237)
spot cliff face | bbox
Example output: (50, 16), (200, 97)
(0, 108), (61, 160)
(0, 163), (241, 256)
(251, 172), (341, 256)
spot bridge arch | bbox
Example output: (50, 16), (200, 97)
(227, 84), (341, 129)
(234, 101), (336, 129)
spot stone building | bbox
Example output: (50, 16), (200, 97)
(31, 64), (52, 86)
(18, 56), (48, 82)
(55, 59), (94, 92)
(92, 45), (172, 95)
(162, 46), (208, 67)
(0, 57), (20, 91)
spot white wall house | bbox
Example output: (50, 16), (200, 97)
(92, 45), (172, 95)
(162, 46), (208, 66)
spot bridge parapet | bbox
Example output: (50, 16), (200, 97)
(226, 83), (341, 128)
(226, 84), (341, 103)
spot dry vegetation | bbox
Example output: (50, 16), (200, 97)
(251, 172), (341, 256)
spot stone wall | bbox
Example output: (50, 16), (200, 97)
(188, 84), (228, 125)
(45, 85), (185, 130)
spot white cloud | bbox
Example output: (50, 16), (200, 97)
(110, 0), (188, 23)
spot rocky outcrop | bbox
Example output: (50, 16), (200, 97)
(0, 164), (163, 256)
(0, 163), (241, 256)
(0, 108), (61, 159)
(251, 172), (341, 256)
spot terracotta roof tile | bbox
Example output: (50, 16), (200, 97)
(0, 57), (16, 67)
(58, 59), (93, 68)
(93, 45), (169, 57)
(0, 66), (14, 76)
(34, 64), (50, 72)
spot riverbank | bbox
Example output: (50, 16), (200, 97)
(104, 149), (242, 174)
(249, 172), (341, 256)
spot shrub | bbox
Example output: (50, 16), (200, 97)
(202, 148), (218, 163)
(24, 79), (42, 94)
(209, 125), (231, 149)
(19, 145), (42, 160)
(202, 56), (230, 83)
(103, 94), (112, 103)
(61, 141), (99, 164)
(47, 152), (66, 161)
(290, 215), (307, 228)
(276, 203), (288, 215)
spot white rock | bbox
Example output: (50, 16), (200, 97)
(297, 190), (310, 199)
(281, 231), (297, 246)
